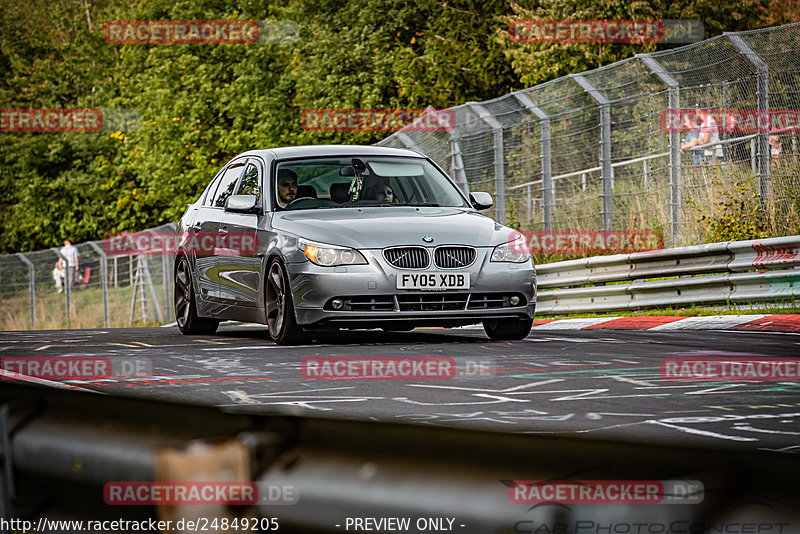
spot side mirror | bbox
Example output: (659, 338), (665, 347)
(469, 192), (493, 210)
(225, 195), (259, 213)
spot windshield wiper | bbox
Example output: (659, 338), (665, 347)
(400, 202), (440, 207)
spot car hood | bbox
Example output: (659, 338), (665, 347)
(270, 207), (511, 249)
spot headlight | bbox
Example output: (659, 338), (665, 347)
(297, 238), (368, 267)
(490, 233), (530, 263)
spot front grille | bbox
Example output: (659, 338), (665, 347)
(325, 292), (527, 313)
(383, 247), (430, 269)
(397, 293), (469, 312)
(434, 246), (476, 269)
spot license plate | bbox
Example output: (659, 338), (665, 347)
(396, 272), (470, 290)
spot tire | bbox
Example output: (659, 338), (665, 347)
(265, 259), (308, 345)
(483, 317), (532, 341)
(174, 256), (220, 335)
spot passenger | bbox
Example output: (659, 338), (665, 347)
(276, 169), (298, 208)
(375, 184), (396, 203)
(364, 180), (398, 203)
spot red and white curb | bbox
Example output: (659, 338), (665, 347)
(531, 314), (800, 333)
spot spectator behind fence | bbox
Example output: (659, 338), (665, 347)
(681, 103), (723, 164)
(53, 258), (65, 293)
(770, 135), (782, 162)
(59, 239), (80, 286)
(724, 112), (749, 164)
(680, 114), (704, 166)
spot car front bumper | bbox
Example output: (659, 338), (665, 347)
(286, 248), (536, 327)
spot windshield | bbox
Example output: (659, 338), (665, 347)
(273, 156), (469, 210)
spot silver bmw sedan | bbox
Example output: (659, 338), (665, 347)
(174, 145), (536, 344)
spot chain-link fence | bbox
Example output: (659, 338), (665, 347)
(0, 224), (176, 330)
(379, 23), (800, 246)
(2, 24), (800, 331)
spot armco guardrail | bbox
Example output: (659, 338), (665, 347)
(537, 236), (800, 314)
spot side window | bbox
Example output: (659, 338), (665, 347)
(201, 172), (224, 206)
(236, 163), (260, 202)
(212, 162), (246, 208)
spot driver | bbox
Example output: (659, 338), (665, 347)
(276, 169), (298, 208)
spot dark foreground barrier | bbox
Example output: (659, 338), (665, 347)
(1, 382), (799, 533)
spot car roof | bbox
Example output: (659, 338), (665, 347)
(238, 145), (423, 160)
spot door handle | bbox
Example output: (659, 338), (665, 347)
(218, 226), (229, 235)
(190, 223), (202, 232)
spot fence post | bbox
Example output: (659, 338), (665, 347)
(162, 253), (171, 322)
(467, 103), (505, 224)
(638, 55), (682, 245)
(447, 132), (470, 196)
(571, 74), (612, 230)
(15, 253), (35, 330)
(88, 241), (109, 328)
(727, 33), (770, 198)
(512, 91), (552, 230)
(526, 184), (532, 223)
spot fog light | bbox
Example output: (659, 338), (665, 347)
(509, 295), (520, 306)
(331, 298), (344, 310)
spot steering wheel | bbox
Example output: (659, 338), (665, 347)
(284, 197), (334, 209)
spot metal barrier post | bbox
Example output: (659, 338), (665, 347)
(467, 103), (505, 224)
(448, 133), (470, 196)
(571, 74), (612, 230)
(513, 91), (552, 230)
(727, 33), (770, 198)
(88, 241), (110, 327)
(162, 253), (171, 322)
(15, 253), (35, 329)
(639, 55), (682, 245)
